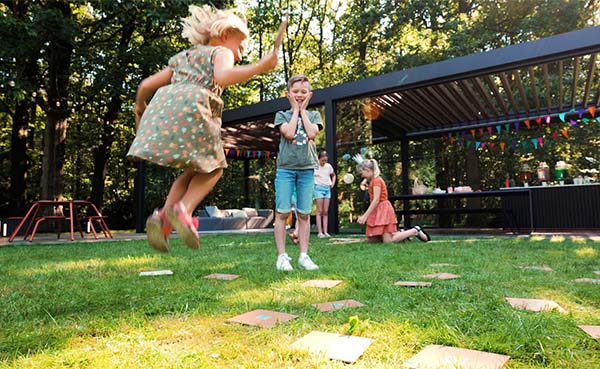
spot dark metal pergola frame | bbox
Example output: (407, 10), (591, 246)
(136, 26), (600, 233)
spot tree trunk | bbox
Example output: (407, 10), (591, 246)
(9, 100), (33, 215)
(40, 1), (72, 201)
(90, 97), (121, 208)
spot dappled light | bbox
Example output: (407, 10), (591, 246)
(574, 247), (598, 258)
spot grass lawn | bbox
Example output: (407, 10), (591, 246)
(1, 233), (599, 368)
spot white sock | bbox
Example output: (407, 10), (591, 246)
(299, 252), (308, 259)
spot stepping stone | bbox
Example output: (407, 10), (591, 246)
(394, 281), (432, 287)
(302, 279), (343, 288)
(403, 344), (510, 369)
(226, 309), (298, 328)
(203, 273), (239, 280)
(422, 272), (460, 280)
(312, 299), (365, 312)
(330, 237), (365, 244)
(521, 266), (553, 271)
(578, 325), (600, 339)
(139, 269), (173, 276)
(292, 330), (372, 363)
(573, 278), (600, 284)
(505, 297), (566, 313)
(430, 263), (457, 267)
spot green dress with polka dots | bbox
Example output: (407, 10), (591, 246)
(127, 45), (227, 173)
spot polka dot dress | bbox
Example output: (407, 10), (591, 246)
(127, 45), (227, 173)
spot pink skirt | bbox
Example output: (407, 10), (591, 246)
(365, 200), (398, 237)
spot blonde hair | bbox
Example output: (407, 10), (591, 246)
(287, 74), (311, 91)
(181, 5), (249, 46)
(357, 159), (381, 178)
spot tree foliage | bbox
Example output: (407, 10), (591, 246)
(0, 0), (599, 228)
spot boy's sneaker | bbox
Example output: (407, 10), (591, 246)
(298, 255), (319, 270)
(276, 253), (293, 271)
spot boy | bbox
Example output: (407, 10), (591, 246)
(273, 75), (322, 271)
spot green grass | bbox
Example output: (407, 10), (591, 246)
(1, 234), (599, 368)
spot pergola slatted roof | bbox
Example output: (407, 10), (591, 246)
(222, 26), (600, 150)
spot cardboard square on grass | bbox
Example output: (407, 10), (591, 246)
(203, 273), (240, 280)
(403, 344), (510, 369)
(395, 281), (433, 287)
(330, 237), (366, 244)
(505, 297), (566, 313)
(422, 272), (460, 280)
(139, 269), (173, 277)
(429, 263), (457, 267)
(594, 271), (600, 276)
(226, 309), (298, 328)
(302, 279), (343, 288)
(574, 278), (600, 284)
(578, 325), (600, 339)
(312, 299), (365, 312)
(292, 330), (372, 363)
(521, 266), (553, 271)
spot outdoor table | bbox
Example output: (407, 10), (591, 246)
(389, 189), (532, 233)
(7, 200), (112, 242)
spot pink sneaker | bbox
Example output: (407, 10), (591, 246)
(146, 208), (171, 253)
(165, 202), (200, 249)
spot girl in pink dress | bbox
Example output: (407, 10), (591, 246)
(356, 159), (430, 243)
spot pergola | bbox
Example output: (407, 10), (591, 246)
(135, 26), (600, 233)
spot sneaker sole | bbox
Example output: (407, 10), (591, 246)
(146, 217), (169, 253)
(165, 208), (199, 249)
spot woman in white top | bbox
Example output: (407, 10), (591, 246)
(313, 151), (336, 237)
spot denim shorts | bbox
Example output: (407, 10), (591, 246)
(275, 168), (314, 214)
(313, 184), (331, 199)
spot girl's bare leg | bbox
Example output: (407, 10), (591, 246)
(177, 168), (223, 215)
(315, 198), (324, 234)
(389, 228), (418, 243)
(164, 169), (196, 209)
(321, 198), (330, 235)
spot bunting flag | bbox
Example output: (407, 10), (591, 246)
(481, 142), (486, 149)
(589, 106), (596, 117)
(524, 119), (531, 129)
(531, 138), (538, 149)
(475, 141), (481, 150)
(583, 118), (590, 124)
(552, 132), (559, 140)
(570, 119), (578, 127)
(514, 121), (520, 131)
(478, 127), (484, 136)
(496, 125), (502, 134)
(536, 117), (542, 127)
(545, 115), (551, 124)
(558, 112), (566, 122)
(470, 129), (476, 138)
(504, 123), (510, 132)
(578, 108), (585, 118)
(490, 142), (495, 149)
(561, 128), (569, 138)
(538, 137), (544, 148)
(466, 140), (472, 148)
(224, 148), (277, 158)
(487, 126), (492, 135)
(500, 142), (506, 151)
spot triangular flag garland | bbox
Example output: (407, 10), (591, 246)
(224, 149), (277, 159)
(441, 107), (598, 154)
